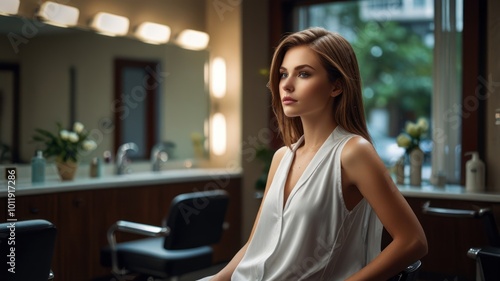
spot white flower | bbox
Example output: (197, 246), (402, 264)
(68, 132), (79, 143)
(60, 130), (70, 140)
(396, 134), (412, 148)
(405, 122), (421, 138)
(416, 117), (429, 133)
(82, 140), (97, 151)
(73, 122), (84, 133)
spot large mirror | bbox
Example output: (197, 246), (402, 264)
(0, 15), (209, 164)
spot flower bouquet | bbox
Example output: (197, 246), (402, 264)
(395, 118), (428, 186)
(396, 117), (429, 155)
(33, 122), (97, 180)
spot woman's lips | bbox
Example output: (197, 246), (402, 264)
(282, 96), (297, 105)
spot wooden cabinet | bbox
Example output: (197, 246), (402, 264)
(56, 190), (95, 280)
(403, 197), (500, 281)
(0, 176), (242, 281)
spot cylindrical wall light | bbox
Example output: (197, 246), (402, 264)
(211, 57), (226, 99)
(211, 112), (226, 156)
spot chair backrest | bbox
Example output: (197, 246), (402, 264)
(474, 246), (500, 281)
(0, 219), (57, 281)
(163, 189), (229, 250)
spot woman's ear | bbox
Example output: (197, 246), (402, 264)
(330, 81), (343, 97)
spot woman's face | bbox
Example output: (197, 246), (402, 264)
(279, 45), (336, 119)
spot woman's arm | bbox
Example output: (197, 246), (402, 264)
(341, 137), (428, 281)
(208, 146), (288, 281)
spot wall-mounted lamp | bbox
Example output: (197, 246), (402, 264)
(90, 12), (129, 37)
(211, 113), (227, 156)
(211, 57), (226, 99)
(37, 1), (79, 27)
(0, 0), (19, 15)
(135, 22), (171, 44)
(176, 29), (210, 51)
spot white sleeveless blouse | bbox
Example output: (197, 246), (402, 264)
(232, 127), (382, 281)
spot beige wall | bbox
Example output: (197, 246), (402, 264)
(207, 0), (272, 243)
(206, 1), (242, 170)
(240, 0), (272, 242)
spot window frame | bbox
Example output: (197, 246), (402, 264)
(268, 0), (487, 185)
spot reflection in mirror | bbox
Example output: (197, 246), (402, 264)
(0, 15), (209, 165)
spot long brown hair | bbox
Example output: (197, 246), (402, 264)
(269, 27), (371, 147)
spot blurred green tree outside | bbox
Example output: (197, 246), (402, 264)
(314, 3), (433, 136)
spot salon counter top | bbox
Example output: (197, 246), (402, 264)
(254, 182), (500, 203)
(397, 182), (500, 202)
(3, 167), (500, 203)
(0, 168), (242, 198)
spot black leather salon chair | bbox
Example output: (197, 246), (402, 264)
(0, 219), (57, 281)
(423, 201), (500, 281)
(100, 189), (229, 280)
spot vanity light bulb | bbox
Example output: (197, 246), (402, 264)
(211, 57), (226, 98)
(38, 1), (80, 27)
(135, 22), (171, 44)
(0, 0), (20, 15)
(176, 29), (210, 51)
(90, 12), (129, 37)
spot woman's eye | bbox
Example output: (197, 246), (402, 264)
(279, 72), (288, 79)
(298, 72), (310, 78)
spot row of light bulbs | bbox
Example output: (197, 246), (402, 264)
(0, 0), (210, 50)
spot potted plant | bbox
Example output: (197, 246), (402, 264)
(32, 122), (97, 180)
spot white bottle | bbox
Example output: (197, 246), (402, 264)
(465, 152), (485, 192)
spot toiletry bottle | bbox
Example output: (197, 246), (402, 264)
(90, 157), (103, 178)
(465, 151), (485, 192)
(31, 150), (46, 184)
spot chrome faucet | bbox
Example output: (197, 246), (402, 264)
(150, 142), (170, 172)
(116, 142), (139, 175)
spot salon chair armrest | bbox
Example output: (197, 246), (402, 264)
(421, 201), (487, 218)
(422, 201), (500, 246)
(107, 220), (170, 276)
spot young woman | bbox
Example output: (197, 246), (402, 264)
(200, 27), (427, 281)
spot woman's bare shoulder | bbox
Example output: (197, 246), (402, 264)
(341, 136), (377, 166)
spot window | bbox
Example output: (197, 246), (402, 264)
(293, 0), (463, 184)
